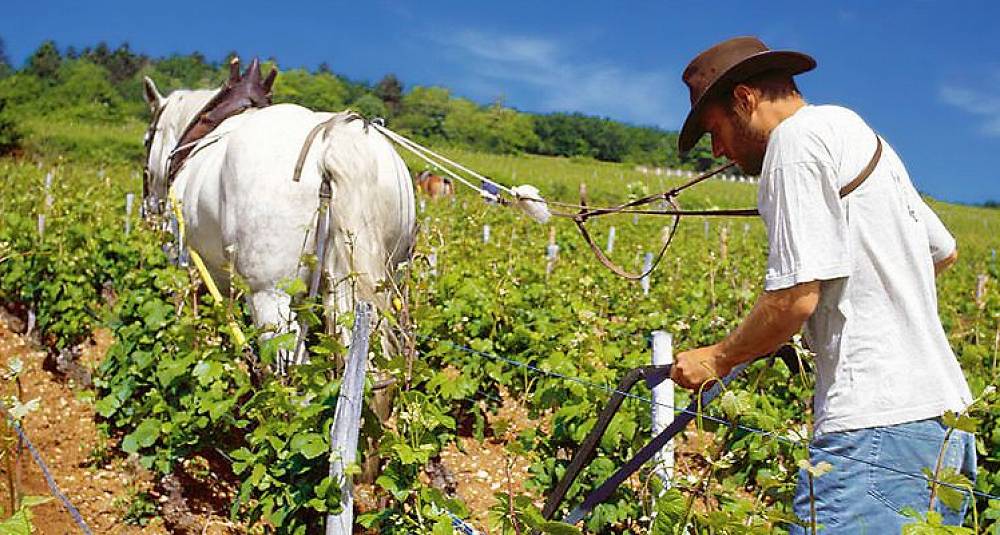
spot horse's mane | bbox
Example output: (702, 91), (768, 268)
(163, 89), (218, 136)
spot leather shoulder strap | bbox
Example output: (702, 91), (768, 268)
(838, 134), (882, 198)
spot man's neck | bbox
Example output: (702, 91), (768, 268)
(755, 95), (807, 137)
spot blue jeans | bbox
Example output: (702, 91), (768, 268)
(788, 418), (976, 534)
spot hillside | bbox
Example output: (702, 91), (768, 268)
(0, 41), (998, 535)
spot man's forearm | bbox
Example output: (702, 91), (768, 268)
(671, 280), (822, 389)
(716, 281), (820, 371)
(934, 249), (958, 276)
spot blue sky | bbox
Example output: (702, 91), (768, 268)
(2, 1), (998, 204)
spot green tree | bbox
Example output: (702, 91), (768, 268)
(394, 86), (452, 141)
(680, 136), (721, 171)
(443, 98), (538, 153)
(0, 73), (46, 110)
(0, 36), (12, 78)
(151, 52), (217, 90)
(272, 68), (349, 111)
(375, 74), (403, 116)
(45, 59), (124, 120)
(26, 40), (62, 81)
(351, 93), (388, 119)
(0, 95), (22, 155)
(83, 42), (146, 85)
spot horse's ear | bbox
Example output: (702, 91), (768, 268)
(143, 76), (164, 112)
(263, 67), (277, 93)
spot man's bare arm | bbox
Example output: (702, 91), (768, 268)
(671, 281), (821, 389)
(934, 248), (958, 276)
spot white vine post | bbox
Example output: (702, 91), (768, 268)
(125, 193), (135, 236)
(976, 274), (988, 309)
(606, 226), (616, 254)
(703, 220), (710, 239)
(651, 330), (674, 489)
(428, 248), (438, 278)
(546, 227), (559, 276)
(483, 224), (490, 244)
(39, 171), (53, 239)
(720, 225), (729, 262)
(640, 252), (653, 295)
(326, 301), (372, 535)
(44, 172), (54, 209)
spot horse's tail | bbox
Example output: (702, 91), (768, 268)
(316, 112), (415, 299)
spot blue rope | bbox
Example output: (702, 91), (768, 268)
(3, 413), (94, 534)
(418, 334), (1000, 503)
(446, 510), (483, 535)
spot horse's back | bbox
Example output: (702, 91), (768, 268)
(217, 104), (330, 288)
(217, 104), (414, 290)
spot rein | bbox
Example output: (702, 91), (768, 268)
(549, 161), (744, 280)
(370, 122), (883, 281)
(546, 134), (882, 279)
(142, 101), (169, 213)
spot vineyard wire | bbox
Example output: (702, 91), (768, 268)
(418, 334), (1000, 502)
(443, 508), (484, 535)
(0, 407), (94, 534)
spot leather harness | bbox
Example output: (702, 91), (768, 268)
(143, 58), (276, 197)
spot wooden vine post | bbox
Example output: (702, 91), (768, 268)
(326, 301), (372, 535)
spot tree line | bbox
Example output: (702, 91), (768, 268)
(0, 37), (719, 168)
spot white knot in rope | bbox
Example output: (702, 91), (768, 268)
(511, 184), (551, 224)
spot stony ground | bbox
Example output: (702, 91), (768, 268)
(0, 314), (238, 534)
(0, 311), (707, 534)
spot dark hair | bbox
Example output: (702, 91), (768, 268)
(711, 70), (801, 113)
(739, 70), (801, 100)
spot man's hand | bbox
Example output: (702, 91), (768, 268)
(669, 281), (820, 391)
(671, 343), (733, 390)
(934, 248), (958, 276)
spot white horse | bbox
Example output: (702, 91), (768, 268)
(141, 76), (416, 372)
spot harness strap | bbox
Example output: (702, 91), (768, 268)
(292, 112), (367, 182)
(167, 190), (247, 349)
(838, 134), (882, 198)
(292, 118), (334, 182)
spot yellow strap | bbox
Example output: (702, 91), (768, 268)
(168, 190), (247, 348)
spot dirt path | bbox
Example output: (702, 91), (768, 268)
(0, 318), (167, 533)
(0, 316), (240, 534)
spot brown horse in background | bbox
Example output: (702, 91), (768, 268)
(414, 169), (454, 199)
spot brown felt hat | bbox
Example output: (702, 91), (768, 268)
(678, 36), (816, 154)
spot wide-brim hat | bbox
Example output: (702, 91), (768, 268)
(678, 36), (816, 154)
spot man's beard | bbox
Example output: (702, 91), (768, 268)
(730, 112), (769, 176)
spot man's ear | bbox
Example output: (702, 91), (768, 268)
(731, 84), (757, 119)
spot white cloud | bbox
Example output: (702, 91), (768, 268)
(940, 76), (1000, 137)
(433, 29), (684, 129)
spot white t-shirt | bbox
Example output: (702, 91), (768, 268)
(757, 104), (972, 435)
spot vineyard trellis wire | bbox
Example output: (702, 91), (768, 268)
(415, 333), (1000, 504)
(0, 405), (93, 534)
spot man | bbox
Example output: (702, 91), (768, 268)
(670, 36), (975, 532)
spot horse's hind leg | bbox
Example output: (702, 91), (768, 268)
(247, 287), (299, 375)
